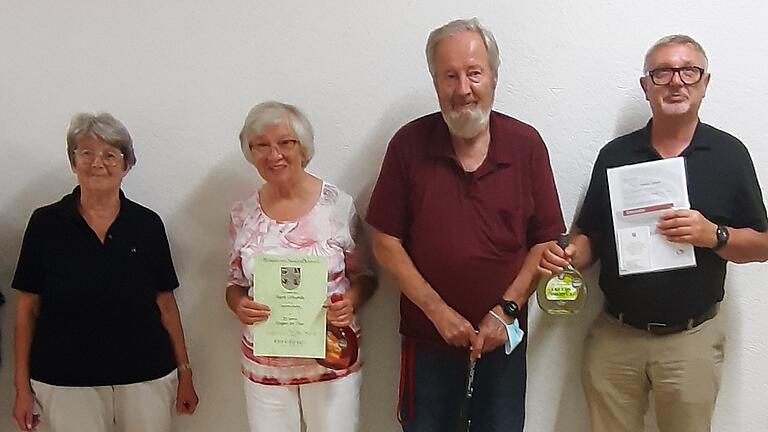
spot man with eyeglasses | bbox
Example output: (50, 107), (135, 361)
(539, 34), (768, 432)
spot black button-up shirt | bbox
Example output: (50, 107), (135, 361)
(577, 121), (767, 323)
(13, 187), (178, 386)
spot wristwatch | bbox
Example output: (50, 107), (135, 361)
(498, 299), (520, 320)
(713, 225), (729, 251)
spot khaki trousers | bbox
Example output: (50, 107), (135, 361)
(30, 369), (177, 432)
(582, 311), (725, 432)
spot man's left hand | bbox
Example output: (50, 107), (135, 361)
(470, 308), (508, 361)
(657, 209), (717, 248)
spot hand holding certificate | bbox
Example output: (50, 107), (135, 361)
(607, 157), (697, 275)
(250, 255), (328, 358)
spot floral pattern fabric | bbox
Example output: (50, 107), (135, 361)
(228, 181), (368, 385)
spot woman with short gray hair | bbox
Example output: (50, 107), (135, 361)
(227, 101), (377, 432)
(65, 112), (138, 169)
(12, 112), (198, 432)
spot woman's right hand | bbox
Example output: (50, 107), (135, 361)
(226, 285), (271, 325)
(233, 297), (271, 325)
(13, 388), (39, 431)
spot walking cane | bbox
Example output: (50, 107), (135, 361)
(456, 357), (477, 432)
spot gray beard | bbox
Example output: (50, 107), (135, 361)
(443, 106), (491, 139)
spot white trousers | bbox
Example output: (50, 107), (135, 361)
(243, 370), (361, 432)
(30, 370), (177, 432)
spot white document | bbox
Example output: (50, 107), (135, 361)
(607, 157), (697, 275)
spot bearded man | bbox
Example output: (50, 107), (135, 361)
(366, 18), (565, 432)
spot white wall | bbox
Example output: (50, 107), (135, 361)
(1, 1), (766, 431)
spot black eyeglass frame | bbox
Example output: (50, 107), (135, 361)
(646, 66), (706, 86)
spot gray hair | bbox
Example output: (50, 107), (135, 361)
(66, 112), (136, 170)
(643, 34), (709, 72)
(425, 18), (500, 80)
(238, 101), (315, 167)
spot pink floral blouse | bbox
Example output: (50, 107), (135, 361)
(228, 181), (369, 385)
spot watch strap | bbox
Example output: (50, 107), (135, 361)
(713, 225), (729, 251)
(498, 299), (519, 319)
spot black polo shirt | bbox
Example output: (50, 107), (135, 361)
(577, 121), (767, 323)
(13, 187), (178, 386)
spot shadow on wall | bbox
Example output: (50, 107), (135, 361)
(164, 153), (258, 432)
(0, 157), (258, 432)
(525, 100), (650, 432)
(613, 99), (649, 139)
(0, 164), (73, 432)
(527, 264), (602, 432)
(715, 271), (745, 431)
(607, 101), (744, 432)
(0, 216), (20, 432)
(151, 101), (423, 432)
(331, 102), (427, 432)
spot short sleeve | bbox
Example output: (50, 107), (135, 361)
(227, 202), (249, 288)
(342, 200), (375, 279)
(732, 147), (768, 232)
(525, 135), (566, 246)
(366, 130), (410, 239)
(150, 214), (180, 292)
(576, 150), (609, 238)
(12, 210), (45, 293)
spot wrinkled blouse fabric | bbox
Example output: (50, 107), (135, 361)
(228, 181), (368, 385)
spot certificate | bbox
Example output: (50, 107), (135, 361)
(607, 157), (697, 275)
(250, 255), (328, 358)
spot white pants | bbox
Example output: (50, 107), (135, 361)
(243, 371), (361, 432)
(30, 370), (177, 432)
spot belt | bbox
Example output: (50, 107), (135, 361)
(606, 303), (719, 335)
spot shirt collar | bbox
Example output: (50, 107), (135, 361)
(633, 118), (712, 155)
(426, 111), (515, 166)
(57, 185), (131, 221)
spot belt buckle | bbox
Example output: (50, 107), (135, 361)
(646, 322), (669, 333)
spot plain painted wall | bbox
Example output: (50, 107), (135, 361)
(1, 1), (766, 431)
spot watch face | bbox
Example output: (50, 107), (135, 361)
(500, 300), (519, 318)
(715, 225), (729, 250)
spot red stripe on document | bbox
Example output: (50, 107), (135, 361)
(623, 202), (674, 217)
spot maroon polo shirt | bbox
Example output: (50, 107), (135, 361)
(367, 111), (565, 346)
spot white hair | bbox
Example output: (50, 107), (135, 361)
(425, 18), (500, 79)
(66, 112), (135, 169)
(238, 101), (315, 167)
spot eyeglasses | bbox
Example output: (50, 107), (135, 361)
(74, 148), (124, 167)
(249, 139), (299, 156)
(647, 66), (705, 86)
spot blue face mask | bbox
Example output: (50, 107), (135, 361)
(488, 311), (525, 354)
(504, 319), (525, 354)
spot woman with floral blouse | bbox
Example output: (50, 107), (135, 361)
(226, 101), (376, 432)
